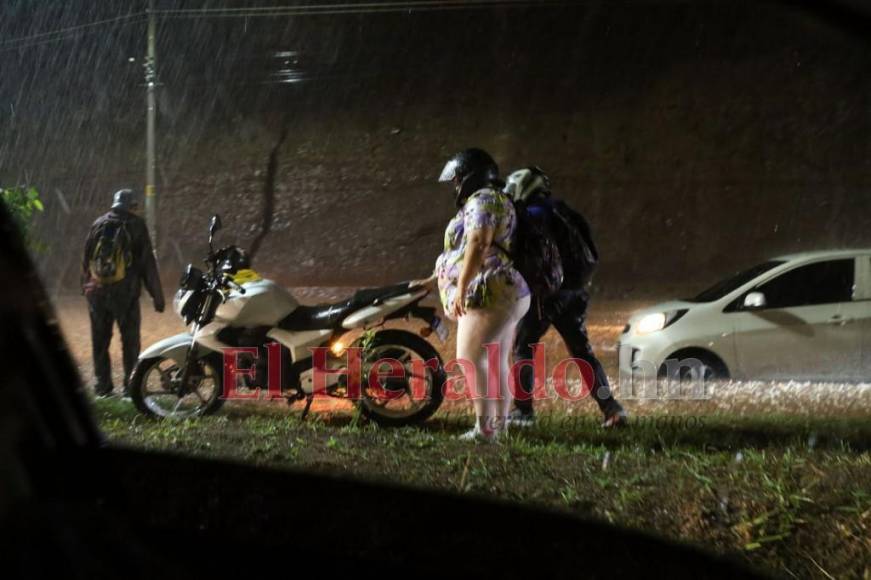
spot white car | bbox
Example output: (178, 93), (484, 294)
(618, 249), (871, 383)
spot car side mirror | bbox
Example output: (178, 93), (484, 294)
(743, 291), (766, 310)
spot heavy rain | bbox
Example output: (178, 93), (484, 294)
(1, 1), (870, 579)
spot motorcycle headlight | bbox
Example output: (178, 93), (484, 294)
(173, 289), (190, 317)
(635, 310), (688, 335)
(179, 265), (204, 291)
(173, 289), (203, 324)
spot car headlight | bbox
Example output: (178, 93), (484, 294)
(635, 310), (688, 335)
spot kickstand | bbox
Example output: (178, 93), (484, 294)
(300, 394), (314, 421)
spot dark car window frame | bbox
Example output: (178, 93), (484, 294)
(729, 258), (857, 312)
(688, 260), (785, 304)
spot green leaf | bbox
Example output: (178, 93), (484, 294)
(0, 185), (46, 252)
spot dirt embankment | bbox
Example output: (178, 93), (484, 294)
(12, 2), (871, 300)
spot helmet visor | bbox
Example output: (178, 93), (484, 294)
(439, 158), (460, 182)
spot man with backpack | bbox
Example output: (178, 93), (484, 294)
(504, 167), (627, 428)
(81, 189), (164, 398)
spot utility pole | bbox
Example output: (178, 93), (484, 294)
(145, 0), (158, 252)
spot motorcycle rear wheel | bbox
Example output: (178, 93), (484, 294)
(355, 329), (445, 427)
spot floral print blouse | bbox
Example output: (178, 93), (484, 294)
(435, 188), (530, 317)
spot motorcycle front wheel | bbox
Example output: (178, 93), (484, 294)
(129, 354), (225, 419)
(355, 329), (446, 427)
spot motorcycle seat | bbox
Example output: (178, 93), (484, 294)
(277, 283), (415, 331)
(277, 302), (353, 331)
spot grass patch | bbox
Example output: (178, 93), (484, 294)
(94, 399), (871, 579)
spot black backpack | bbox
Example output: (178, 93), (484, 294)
(549, 199), (599, 290)
(88, 216), (133, 285)
(499, 199), (564, 300)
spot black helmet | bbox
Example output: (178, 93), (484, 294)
(439, 148), (501, 206)
(218, 246), (251, 274)
(111, 188), (139, 211)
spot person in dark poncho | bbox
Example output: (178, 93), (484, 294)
(81, 189), (164, 397)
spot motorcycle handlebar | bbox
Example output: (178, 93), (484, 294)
(221, 274), (246, 294)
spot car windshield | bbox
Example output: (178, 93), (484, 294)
(686, 260), (785, 302)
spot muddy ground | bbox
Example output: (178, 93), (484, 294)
(56, 289), (871, 418)
(70, 288), (871, 578)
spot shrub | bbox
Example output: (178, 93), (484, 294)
(1, 185), (45, 252)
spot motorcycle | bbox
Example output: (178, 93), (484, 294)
(129, 214), (448, 426)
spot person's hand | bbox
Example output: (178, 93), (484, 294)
(409, 274), (437, 291)
(82, 279), (98, 297)
(154, 298), (166, 313)
(449, 293), (466, 318)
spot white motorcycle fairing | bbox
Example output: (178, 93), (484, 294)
(138, 332), (196, 365)
(141, 280), (300, 363)
(192, 278), (301, 354)
(265, 328), (333, 362)
(213, 278), (298, 326)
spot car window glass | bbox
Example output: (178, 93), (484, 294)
(756, 259), (854, 308)
(688, 261), (784, 303)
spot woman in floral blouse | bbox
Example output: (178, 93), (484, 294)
(413, 149), (530, 441)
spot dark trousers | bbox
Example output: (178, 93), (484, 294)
(87, 293), (141, 393)
(513, 290), (618, 415)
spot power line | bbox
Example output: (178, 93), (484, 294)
(0, 1), (575, 51)
(156, 0), (568, 13)
(155, 0), (577, 18)
(0, 12), (145, 46)
(0, 13), (147, 52)
(161, 0), (519, 11)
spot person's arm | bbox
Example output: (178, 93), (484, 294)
(452, 225), (494, 317)
(80, 222), (97, 293)
(410, 270), (438, 291)
(451, 191), (498, 318)
(137, 220), (165, 312)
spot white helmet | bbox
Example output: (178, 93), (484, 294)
(503, 166), (551, 203)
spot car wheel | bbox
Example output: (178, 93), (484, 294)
(658, 349), (729, 386)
